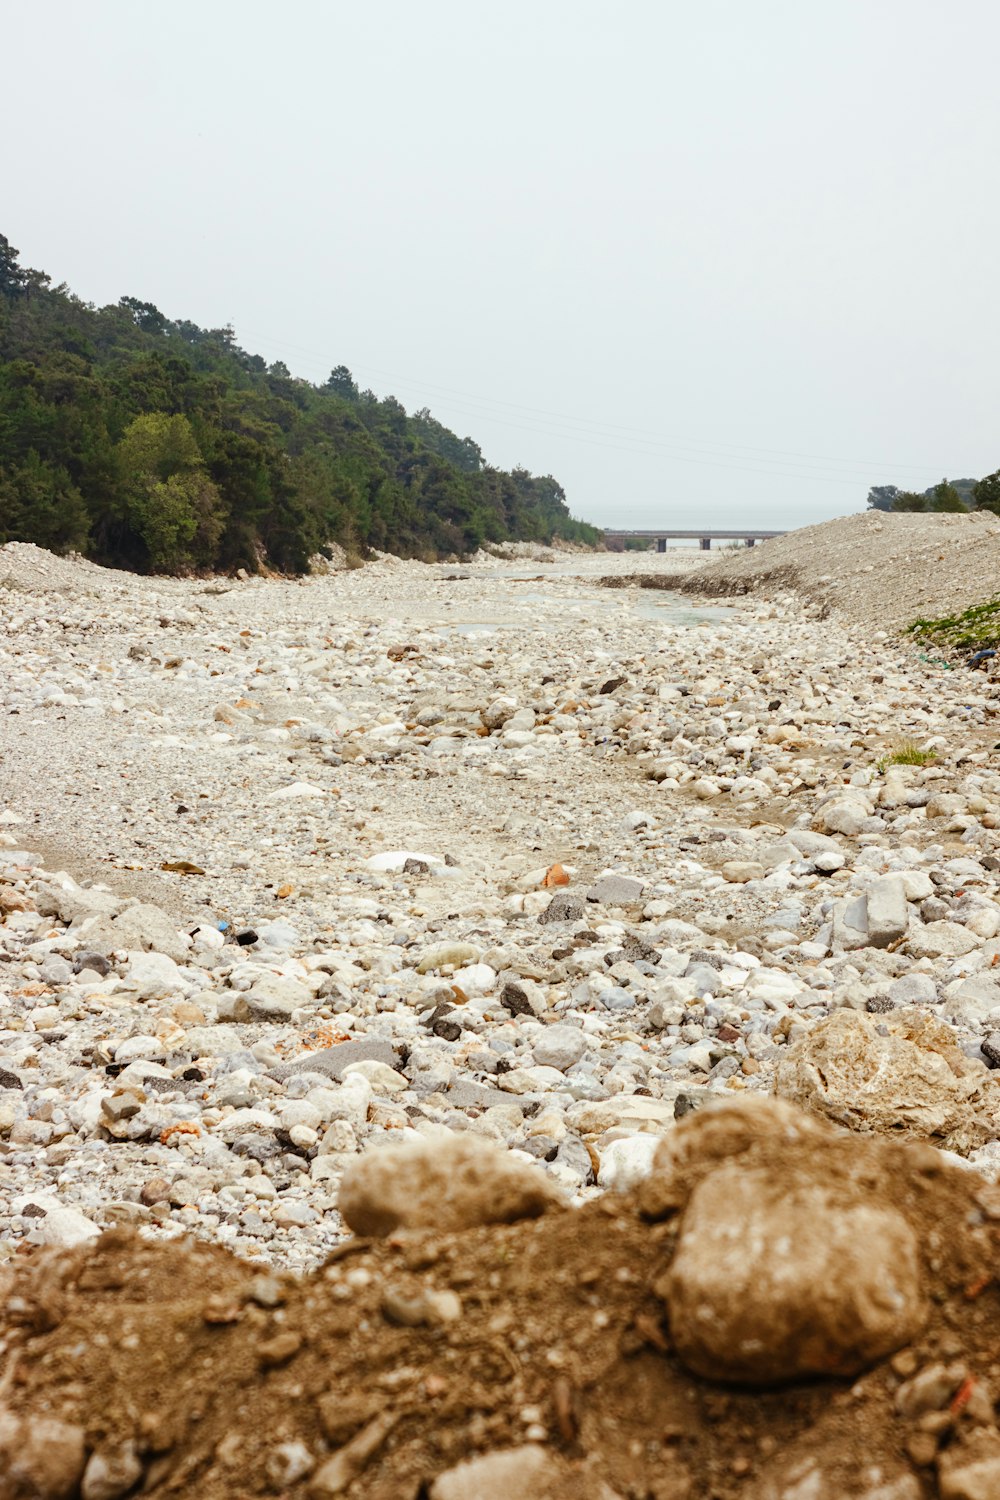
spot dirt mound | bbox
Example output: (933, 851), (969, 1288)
(3, 1100), (1000, 1499)
(604, 510), (1000, 631)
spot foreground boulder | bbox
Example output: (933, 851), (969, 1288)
(0, 1100), (996, 1499)
(337, 1132), (568, 1236)
(645, 1098), (930, 1382)
(660, 1164), (925, 1382)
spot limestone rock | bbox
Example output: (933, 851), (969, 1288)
(586, 874), (645, 904)
(13, 1194), (100, 1248)
(774, 1009), (1000, 1152)
(98, 902), (189, 963)
(244, 972), (311, 1021)
(0, 1405), (87, 1499)
(661, 1162), (926, 1382)
(814, 795), (871, 837)
(865, 876), (908, 948)
(124, 950), (187, 999)
(81, 1442), (144, 1500)
(906, 921), (979, 959)
(338, 1133), (566, 1236)
(532, 1025), (587, 1071)
(429, 1446), (617, 1500)
(925, 792), (967, 820)
(721, 860), (764, 883)
(937, 1432), (1000, 1500)
(416, 942), (481, 973)
(831, 893), (869, 953)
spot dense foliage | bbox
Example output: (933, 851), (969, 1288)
(865, 478), (984, 513)
(0, 234), (599, 572)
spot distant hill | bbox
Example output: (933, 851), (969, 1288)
(0, 233), (599, 573)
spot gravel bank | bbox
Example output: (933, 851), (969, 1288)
(631, 508), (1000, 631)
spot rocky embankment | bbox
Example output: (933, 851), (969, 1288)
(623, 508), (1000, 631)
(4, 537), (1000, 1497)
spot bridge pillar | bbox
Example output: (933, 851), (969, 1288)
(657, 537), (667, 553)
(700, 537), (711, 551)
(745, 537), (756, 548)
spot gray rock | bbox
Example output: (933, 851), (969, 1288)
(888, 973), (937, 1006)
(538, 892), (585, 924)
(586, 874), (645, 904)
(555, 1136), (593, 1181)
(865, 876), (908, 948)
(685, 962), (722, 996)
(598, 986), (636, 1011)
(532, 1025), (586, 1071)
(269, 1037), (398, 1082)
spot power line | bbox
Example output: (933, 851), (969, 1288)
(234, 323), (948, 487)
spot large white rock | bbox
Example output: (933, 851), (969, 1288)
(14, 1193), (100, 1248)
(597, 1134), (661, 1190)
(125, 950), (187, 999)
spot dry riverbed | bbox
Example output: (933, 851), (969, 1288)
(5, 533), (1000, 1498)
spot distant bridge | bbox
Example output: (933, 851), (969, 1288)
(604, 528), (787, 552)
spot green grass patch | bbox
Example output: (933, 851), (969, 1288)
(908, 596), (1000, 654)
(875, 740), (937, 774)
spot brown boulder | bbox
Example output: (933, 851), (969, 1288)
(660, 1162), (926, 1383)
(337, 1133), (567, 1237)
(0, 1406), (87, 1499)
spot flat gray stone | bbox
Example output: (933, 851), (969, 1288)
(269, 1037), (398, 1082)
(442, 1079), (514, 1108)
(586, 874), (645, 904)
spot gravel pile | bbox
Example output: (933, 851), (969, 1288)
(638, 508), (1000, 630)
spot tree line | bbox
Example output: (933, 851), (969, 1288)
(0, 233), (600, 573)
(866, 476), (1000, 514)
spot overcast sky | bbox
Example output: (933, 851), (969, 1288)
(6, 1), (999, 531)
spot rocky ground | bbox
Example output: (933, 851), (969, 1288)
(6, 532), (1000, 1497)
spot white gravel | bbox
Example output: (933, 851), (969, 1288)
(4, 537), (1000, 1269)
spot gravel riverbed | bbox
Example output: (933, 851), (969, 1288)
(7, 536), (1000, 1494)
(4, 536), (1000, 1267)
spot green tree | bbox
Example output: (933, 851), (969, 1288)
(866, 484), (900, 512)
(929, 479), (966, 512)
(892, 491), (928, 512)
(324, 365), (358, 401)
(0, 227), (594, 571)
(0, 452), (90, 550)
(0, 235), (28, 301)
(973, 469), (1000, 516)
(116, 413), (223, 568)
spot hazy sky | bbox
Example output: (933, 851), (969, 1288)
(6, 1), (1000, 531)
